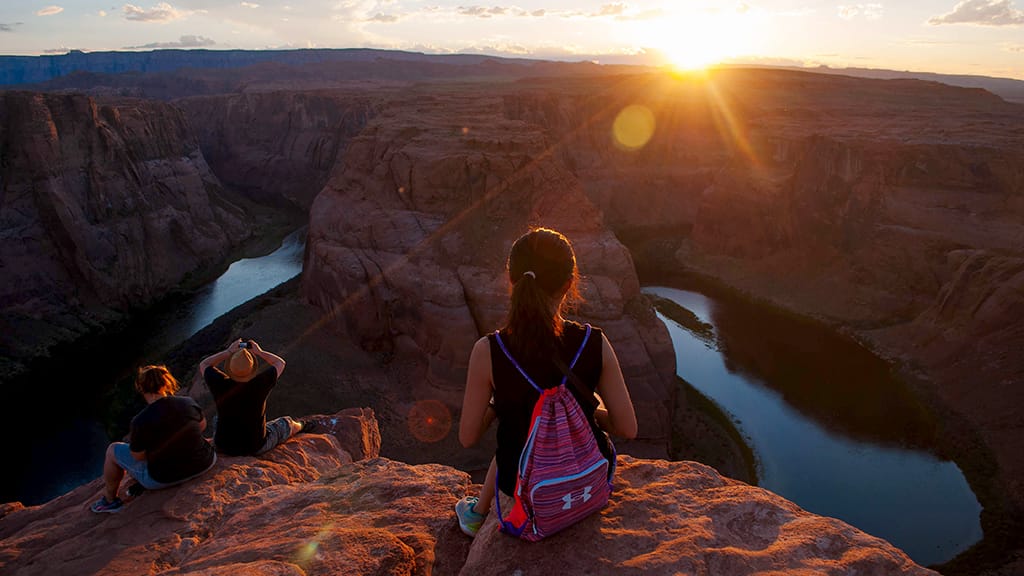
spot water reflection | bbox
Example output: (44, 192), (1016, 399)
(144, 228), (307, 356)
(646, 286), (981, 566)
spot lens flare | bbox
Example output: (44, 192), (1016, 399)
(407, 399), (452, 443)
(295, 523), (333, 568)
(613, 105), (656, 151)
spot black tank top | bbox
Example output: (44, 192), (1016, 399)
(489, 321), (611, 496)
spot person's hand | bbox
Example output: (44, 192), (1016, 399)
(248, 339), (264, 354)
(229, 338), (243, 352)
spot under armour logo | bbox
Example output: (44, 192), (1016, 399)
(561, 486), (593, 510)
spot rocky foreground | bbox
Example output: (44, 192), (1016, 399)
(0, 409), (933, 576)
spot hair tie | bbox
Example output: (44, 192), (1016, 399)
(522, 271), (536, 280)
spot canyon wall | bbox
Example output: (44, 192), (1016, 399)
(176, 92), (380, 210)
(300, 91), (677, 467)
(0, 91), (252, 381)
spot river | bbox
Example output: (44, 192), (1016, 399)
(6, 230), (306, 506)
(645, 285), (982, 567)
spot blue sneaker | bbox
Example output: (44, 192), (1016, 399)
(90, 496), (124, 514)
(455, 496), (485, 537)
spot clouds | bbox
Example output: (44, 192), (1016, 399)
(367, 13), (400, 22)
(123, 2), (188, 23)
(357, 3), (658, 24)
(596, 3), (628, 17)
(125, 34), (217, 48)
(36, 6), (64, 17)
(455, 5), (549, 18)
(450, 4), (634, 19)
(457, 6), (508, 17)
(838, 3), (883, 20)
(929, 0), (1024, 25)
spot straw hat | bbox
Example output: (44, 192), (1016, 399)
(228, 349), (256, 379)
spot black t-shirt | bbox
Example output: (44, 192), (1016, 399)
(129, 396), (215, 484)
(489, 321), (611, 497)
(205, 365), (278, 455)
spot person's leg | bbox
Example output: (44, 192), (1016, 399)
(455, 457), (497, 537)
(102, 443), (126, 501)
(255, 416), (302, 454)
(476, 457), (497, 515)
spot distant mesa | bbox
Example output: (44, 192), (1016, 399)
(1, 48), (1022, 103)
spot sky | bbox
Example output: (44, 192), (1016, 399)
(0, 1), (1021, 79)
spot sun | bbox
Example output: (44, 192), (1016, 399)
(627, 6), (760, 70)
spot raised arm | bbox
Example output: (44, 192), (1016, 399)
(249, 340), (286, 377)
(459, 337), (496, 448)
(594, 333), (638, 439)
(198, 339), (242, 374)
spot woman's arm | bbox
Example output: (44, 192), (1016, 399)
(594, 333), (638, 439)
(459, 336), (495, 448)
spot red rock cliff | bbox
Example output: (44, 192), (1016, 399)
(0, 91), (251, 380)
(177, 92), (380, 210)
(300, 91), (676, 467)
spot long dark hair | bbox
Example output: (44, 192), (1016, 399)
(502, 228), (582, 362)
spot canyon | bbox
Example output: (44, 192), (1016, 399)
(0, 53), (1021, 573)
(0, 91), (263, 382)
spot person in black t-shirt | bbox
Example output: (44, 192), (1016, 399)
(454, 228), (638, 537)
(91, 365), (216, 513)
(199, 338), (305, 456)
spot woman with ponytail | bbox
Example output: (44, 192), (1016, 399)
(455, 228), (637, 537)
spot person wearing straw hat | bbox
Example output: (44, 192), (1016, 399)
(199, 338), (306, 456)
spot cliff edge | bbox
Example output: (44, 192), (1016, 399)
(0, 409), (934, 575)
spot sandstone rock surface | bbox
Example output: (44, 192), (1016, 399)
(463, 456), (936, 576)
(0, 428), (937, 576)
(0, 408), (478, 576)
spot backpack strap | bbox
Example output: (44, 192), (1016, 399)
(493, 324), (592, 393)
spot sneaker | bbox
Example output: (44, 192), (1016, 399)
(455, 496), (484, 537)
(127, 482), (147, 498)
(90, 496), (124, 514)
